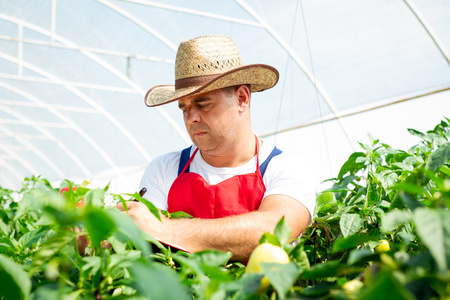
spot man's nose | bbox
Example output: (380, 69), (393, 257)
(185, 107), (201, 123)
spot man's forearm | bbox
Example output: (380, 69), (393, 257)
(165, 211), (281, 260)
(118, 194), (310, 261)
(162, 195), (310, 261)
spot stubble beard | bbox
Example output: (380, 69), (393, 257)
(192, 131), (229, 157)
(193, 134), (220, 154)
(190, 124), (216, 152)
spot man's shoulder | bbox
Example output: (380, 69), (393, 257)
(143, 147), (192, 176)
(260, 142), (290, 165)
(260, 142), (309, 180)
(151, 149), (182, 164)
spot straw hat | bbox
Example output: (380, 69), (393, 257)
(145, 35), (279, 107)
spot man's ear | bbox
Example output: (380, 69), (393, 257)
(236, 85), (251, 113)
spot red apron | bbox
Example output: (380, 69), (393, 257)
(168, 138), (267, 219)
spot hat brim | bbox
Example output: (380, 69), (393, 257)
(145, 64), (279, 107)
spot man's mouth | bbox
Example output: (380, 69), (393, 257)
(193, 131), (207, 137)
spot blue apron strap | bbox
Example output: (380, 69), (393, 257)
(260, 147), (282, 177)
(178, 146), (192, 175)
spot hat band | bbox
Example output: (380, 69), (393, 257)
(175, 74), (219, 89)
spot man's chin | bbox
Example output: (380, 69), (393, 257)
(196, 144), (213, 152)
(194, 142), (216, 153)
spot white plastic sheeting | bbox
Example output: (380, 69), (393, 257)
(0, 0), (449, 192)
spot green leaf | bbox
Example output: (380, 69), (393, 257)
(13, 191), (40, 221)
(391, 162), (413, 171)
(357, 269), (415, 300)
(31, 284), (83, 300)
(439, 164), (450, 176)
(359, 142), (373, 155)
(219, 273), (262, 297)
(191, 249), (233, 268)
(40, 205), (80, 227)
(0, 253), (31, 300)
(391, 183), (427, 195)
(366, 177), (379, 208)
(106, 208), (151, 257)
(127, 193), (161, 221)
(171, 254), (205, 278)
(18, 227), (47, 250)
(162, 210), (193, 219)
(425, 142), (450, 171)
(325, 175), (357, 193)
(299, 282), (336, 297)
(84, 207), (117, 248)
(0, 236), (18, 256)
(107, 250), (142, 270)
(140, 231), (168, 254)
(274, 216), (292, 244)
(300, 261), (357, 279)
(29, 233), (73, 275)
(407, 128), (426, 139)
(356, 156), (368, 163)
(261, 262), (301, 299)
(381, 209), (413, 233)
(290, 244), (310, 270)
(106, 234), (128, 254)
(84, 188), (105, 207)
(0, 219), (10, 236)
(367, 132), (378, 146)
(347, 249), (376, 265)
(338, 152), (366, 178)
(339, 213), (364, 238)
(112, 194), (129, 212)
(129, 260), (190, 300)
(373, 171), (397, 191)
(400, 192), (424, 211)
(259, 232), (280, 246)
(332, 233), (379, 253)
(314, 192), (337, 216)
(413, 208), (450, 272)
(81, 256), (101, 277)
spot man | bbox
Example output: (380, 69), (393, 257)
(117, 35), (315, 261)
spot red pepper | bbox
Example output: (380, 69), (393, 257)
(59, 179), (91, 207)
(60, 183), (87, 208)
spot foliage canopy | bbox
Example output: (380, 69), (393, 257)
(1, 118), (449, 299)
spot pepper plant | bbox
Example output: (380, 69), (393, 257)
(0, 118), (449, 299)
(299, 117), (450, 299)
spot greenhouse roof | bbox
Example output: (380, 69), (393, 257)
(0, 0), (449, 192)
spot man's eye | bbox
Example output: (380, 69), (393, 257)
(198, 104), (209, 109)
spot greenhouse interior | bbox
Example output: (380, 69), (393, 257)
(0, 0), (450, 299)
(1, 0), (449, 193)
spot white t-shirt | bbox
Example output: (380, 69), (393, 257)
(139, 141), (316, 219)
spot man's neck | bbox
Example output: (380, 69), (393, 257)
(200, 132), (259, 168)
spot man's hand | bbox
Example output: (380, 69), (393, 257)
(116, 201), (166, 240)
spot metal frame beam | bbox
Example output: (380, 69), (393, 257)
(0, 160), (25, 183)
(0, 123), (65, 178)
(404, 0), (450, 65)
(0, 80), (118, 179)
(259, 86), (450, 138)
(119, 0), (263, 27)
(235, 0), (355, 148)
(0, 103), (94, 178)
(0, 12), (190, 152)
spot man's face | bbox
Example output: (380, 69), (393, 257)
(178, 88), (241, 155)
